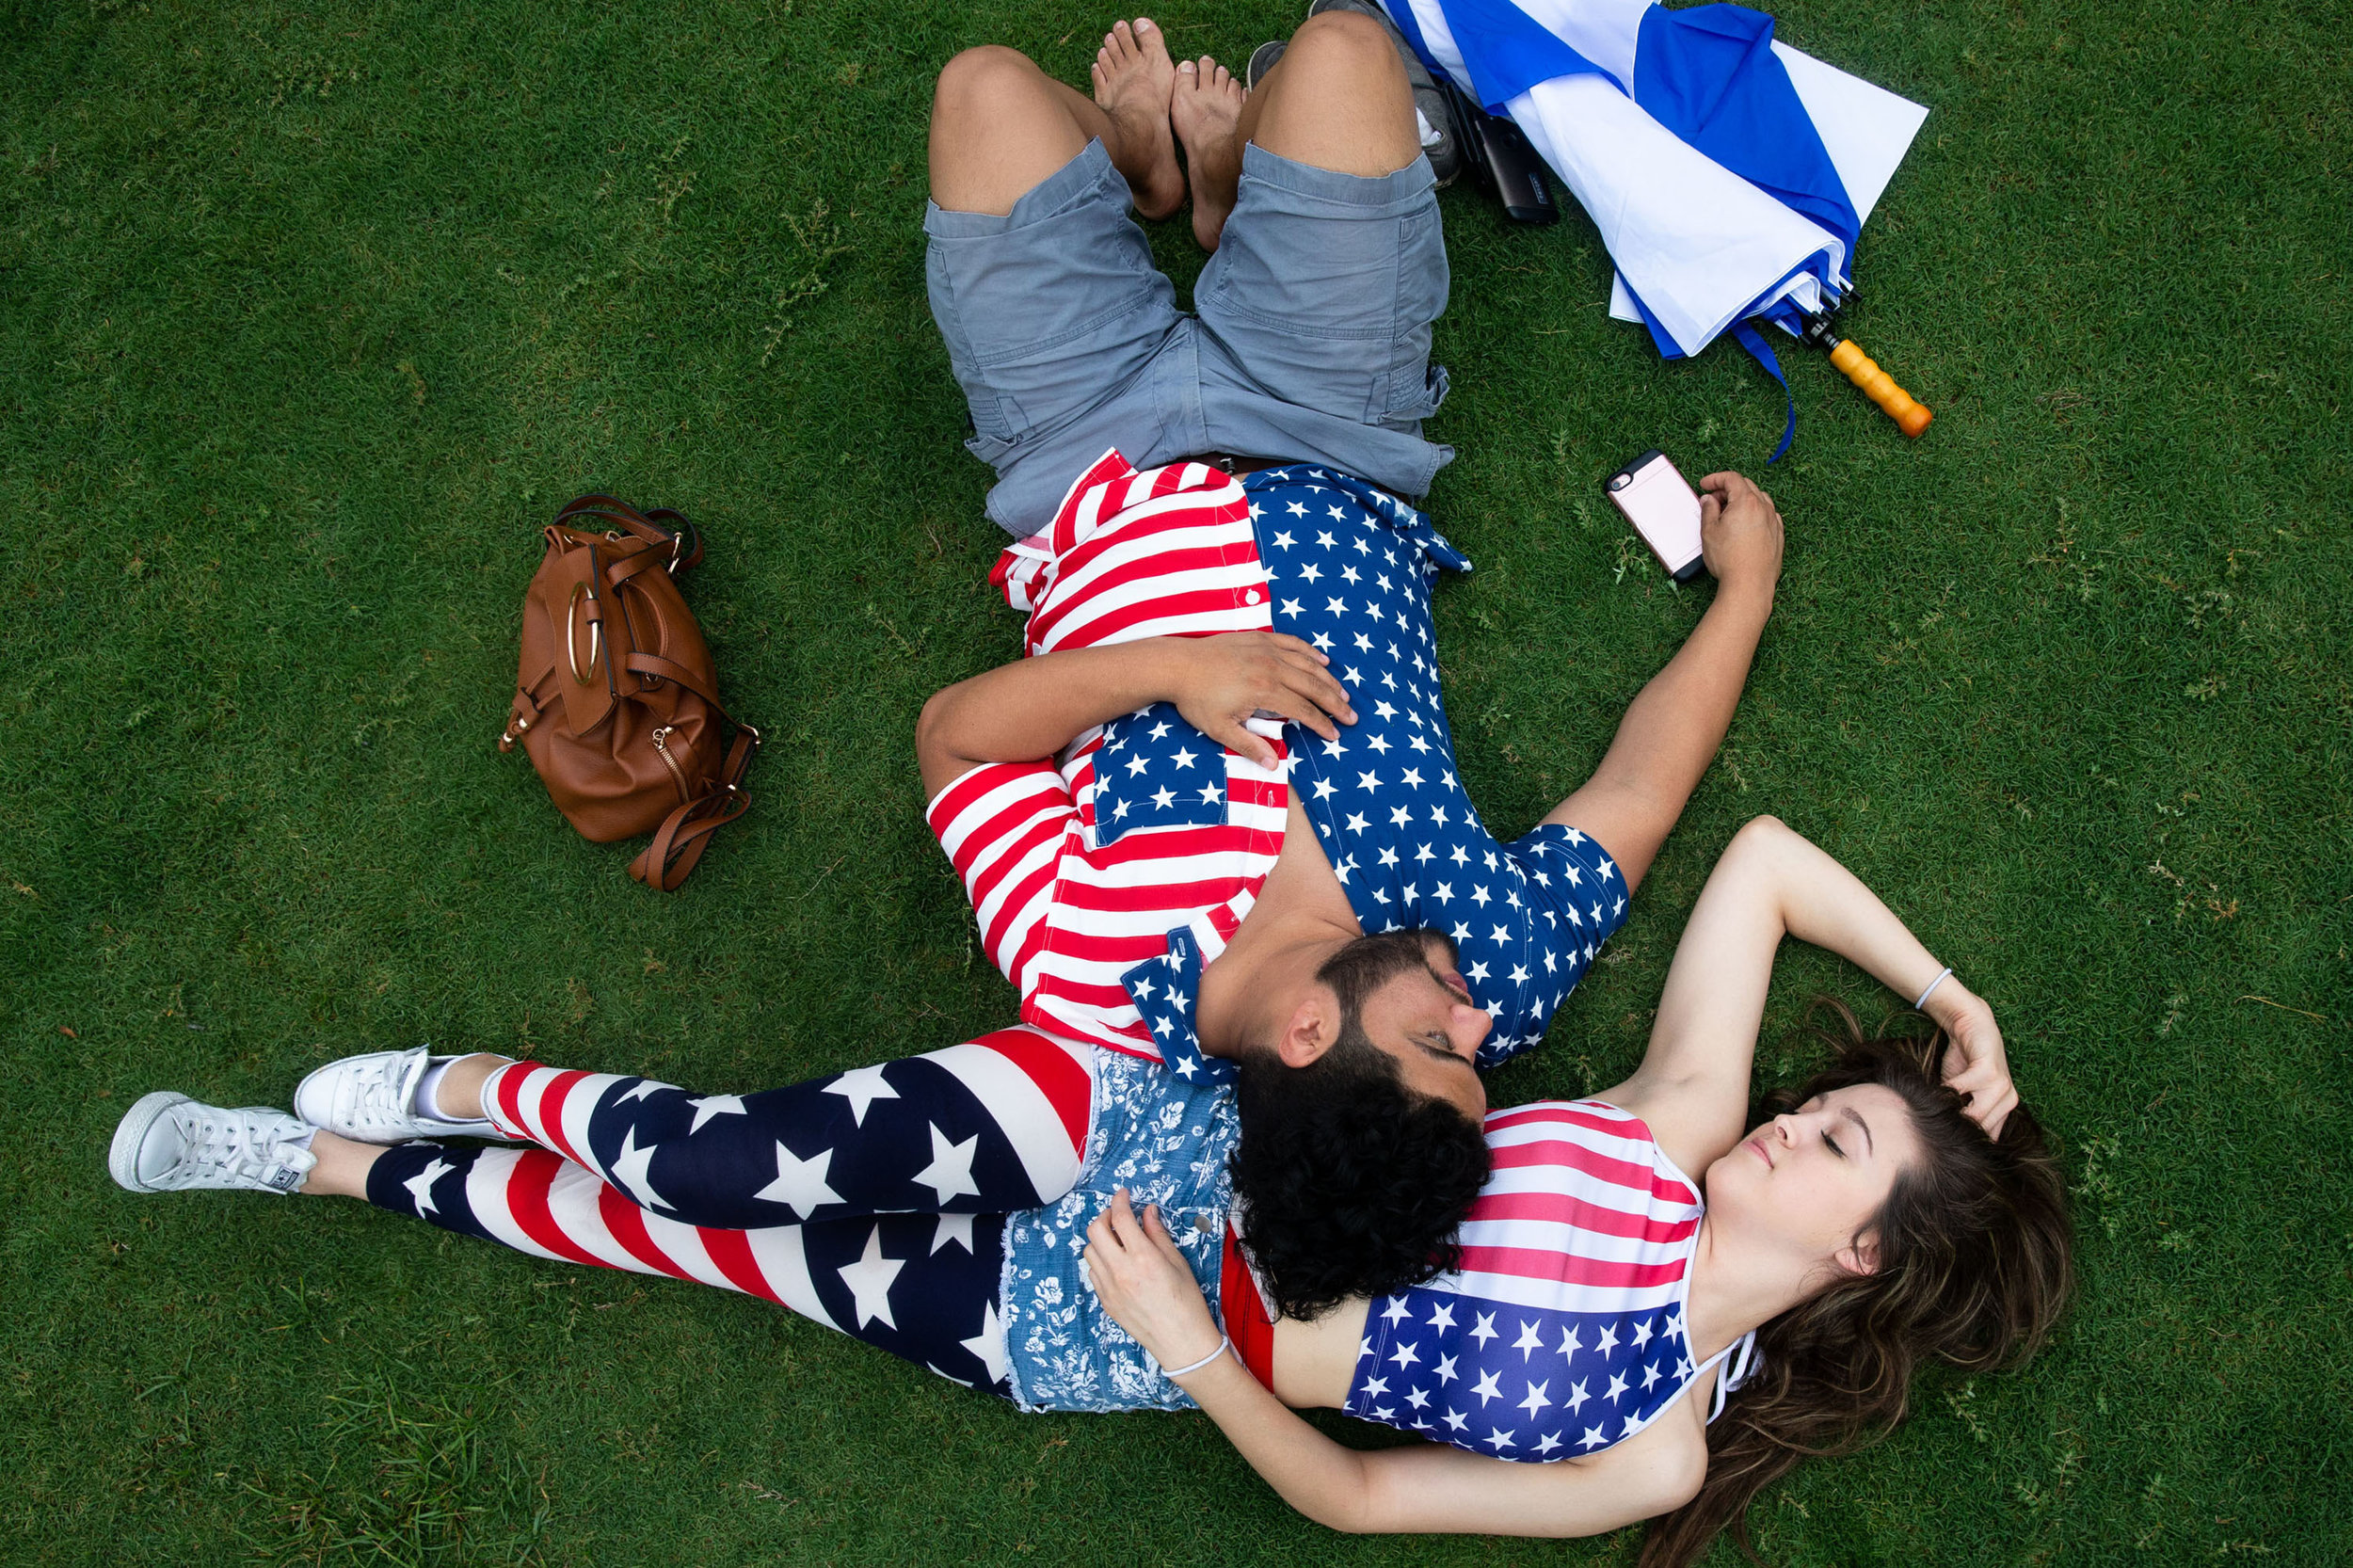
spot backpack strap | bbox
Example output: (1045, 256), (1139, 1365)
(554, 493), (700, 573)
(627, 725), (760, 891)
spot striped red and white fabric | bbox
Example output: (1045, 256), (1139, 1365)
(480, 1026), (1101, 1205)
(931, 448), (1292, 1063)
(478, 1030), (1096, 1217)
(1451, 1098), (1704, 1316)
(424, 1144), (851, 1321)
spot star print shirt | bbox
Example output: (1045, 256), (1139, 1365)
(927, 449), (1292, 1072)
(1342, 1098), (1755, 1462)
(1245, 466), (1630, 1065)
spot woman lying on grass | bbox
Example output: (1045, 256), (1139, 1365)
(109, 818), (2069, 1563)
(1088, 816), (2073, 1560)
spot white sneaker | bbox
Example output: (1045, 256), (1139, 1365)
(109, 1093), (318, 1194)
(294, 1047), (504, 1144)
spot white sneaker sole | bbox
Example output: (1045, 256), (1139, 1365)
(108, 1091), (193, 1193)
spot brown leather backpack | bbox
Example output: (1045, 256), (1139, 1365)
(499, 494), (760, 889)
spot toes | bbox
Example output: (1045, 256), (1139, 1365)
(1112, 20), (1135, 56)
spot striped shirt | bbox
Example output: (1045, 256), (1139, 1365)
(1343, 1098), (1754, 1461)
(927, 448), (1291, 1064)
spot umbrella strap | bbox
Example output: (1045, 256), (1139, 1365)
(1732, 320), (1797, 465)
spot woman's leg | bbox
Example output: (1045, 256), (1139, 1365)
(412, 1028), (1095, 1233)
(312, 1136), (1014, 1393)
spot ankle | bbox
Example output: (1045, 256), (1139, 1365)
(300, 1129), (383, 1199)
(428, 1054), (511, 1122)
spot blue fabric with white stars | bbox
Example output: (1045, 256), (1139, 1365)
(1088, 710), (1228, 849)
(1345, 1287), (1707, 1460)
(1243, 466), (1631, 1066)
(1124, 929), (1233, 1087)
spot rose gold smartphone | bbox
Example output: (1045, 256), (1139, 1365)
(1604, 450), (1706, 583)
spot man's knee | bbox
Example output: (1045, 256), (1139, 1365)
(1282, 10), (1405, 87)
(933, 45), (1046, 121)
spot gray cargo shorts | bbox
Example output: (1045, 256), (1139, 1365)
(924, 138), (1453, 536)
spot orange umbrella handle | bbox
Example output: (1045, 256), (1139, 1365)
(1826, 338), (1932, 437)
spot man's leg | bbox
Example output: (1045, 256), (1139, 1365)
(1175, 11), (1419, 249)
(1181, 13), (1449, 449)
(402, 1029), (1094, 1230)
(930, 23), (1180, 221)
(923, 26), (1194, 536)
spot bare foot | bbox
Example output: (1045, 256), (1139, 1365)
(1092, 19), (1183, 221)
(1171, 56), (1246, 251)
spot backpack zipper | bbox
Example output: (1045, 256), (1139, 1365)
(649, 726), (691, 802)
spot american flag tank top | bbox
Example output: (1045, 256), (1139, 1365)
(1341, 1098), (1755, 1461)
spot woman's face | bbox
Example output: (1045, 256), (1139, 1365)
(1705, 1082), (1923, 1278)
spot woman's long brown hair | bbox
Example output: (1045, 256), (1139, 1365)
(1639, 1000), (2074, 1568)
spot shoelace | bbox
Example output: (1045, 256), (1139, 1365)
(185, 1110), (300, 1181)
(358, 1054), (426, 1121)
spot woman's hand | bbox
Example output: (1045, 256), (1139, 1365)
(1929, 984), (2017, 1139)
(1083, 1189), (1225, 1373)
(1168, 633), (1354, 770)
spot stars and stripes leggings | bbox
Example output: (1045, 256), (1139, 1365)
(360, 1028), (1096, 1396)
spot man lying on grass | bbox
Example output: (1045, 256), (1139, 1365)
(106, 11), (2069, 1561)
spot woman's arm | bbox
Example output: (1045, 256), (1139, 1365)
(913, 632), (1354, 799)
(1603, 817), (2015, 1172)
(1083, 1194), (1703, 1536)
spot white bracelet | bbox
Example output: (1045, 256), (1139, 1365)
(1913, 967), (1955, 1013)
(1160, 1335), (1232, 1380)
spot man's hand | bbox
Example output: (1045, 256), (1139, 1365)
(1697, 472), (1784, 600)
(1929, 983), (2018, 1139)
(1171, 632), (1355, 770)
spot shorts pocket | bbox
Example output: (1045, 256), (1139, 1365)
(1384, 361), (1449, 424)
(968, 392), (1032, 443)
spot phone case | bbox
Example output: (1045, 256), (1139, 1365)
(1605, 451), (1706, 583)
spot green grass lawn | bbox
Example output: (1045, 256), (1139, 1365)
(4, 0), (2347, 1562)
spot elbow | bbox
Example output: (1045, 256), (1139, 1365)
(915, 685), (957, 756)
(1660, 1452), (1707, 1515)
(1727, 813), (1798, 864)
(1639, 1433), (1710, 1524)
(1313, 1496), (1381, 1536)
(1291, 1464), (1381, 1536)
(915, 685), (963, 779)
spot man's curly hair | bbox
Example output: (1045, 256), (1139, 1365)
(1228, 930), (1493, 1320)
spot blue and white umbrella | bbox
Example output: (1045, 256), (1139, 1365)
(1385, 0), (1931, 447)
